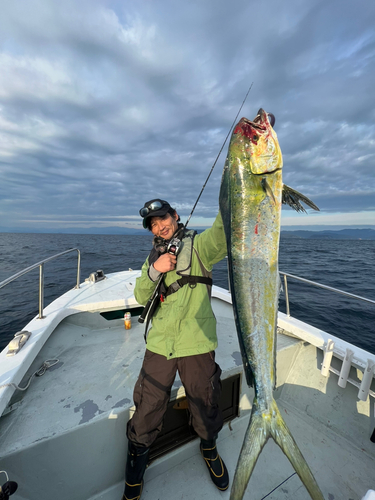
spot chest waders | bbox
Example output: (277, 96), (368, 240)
(140, 229), (213, 342)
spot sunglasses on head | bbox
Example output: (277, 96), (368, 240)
(139, 201), (164, 218)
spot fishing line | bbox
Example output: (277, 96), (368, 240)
(260, 472), (297, 499)
(184, 82), (254, 228)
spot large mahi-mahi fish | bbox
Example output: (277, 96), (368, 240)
(219, 109), (324, 500)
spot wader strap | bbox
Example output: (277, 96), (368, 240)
(143, 246), (212, 342)
(193, 247), (212, 299)
(165, 275), (212, 297)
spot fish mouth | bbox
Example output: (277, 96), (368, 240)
(234, 109), (275, 140)
(233, 108), (275, 145)
(233, 109), (282, 175)
(244, 108), (275, 129)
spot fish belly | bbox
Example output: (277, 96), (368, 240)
(224, 164), (282, 397)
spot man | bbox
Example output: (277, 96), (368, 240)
(123, 199), (229, 500)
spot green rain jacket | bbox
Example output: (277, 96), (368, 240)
(134, 212), (227, 360)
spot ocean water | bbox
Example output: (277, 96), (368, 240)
(0, 233), (374, 354)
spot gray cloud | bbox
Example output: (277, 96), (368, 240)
(0, 0), (374, 231)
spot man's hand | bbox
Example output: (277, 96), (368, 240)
(153, 253), (177, 273)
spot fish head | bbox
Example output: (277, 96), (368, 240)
(231, 108), (283, 175)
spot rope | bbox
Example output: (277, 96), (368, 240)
(0, 471), (9, 482)
(0, 359), (59, 392)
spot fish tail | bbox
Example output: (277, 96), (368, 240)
(270, 399), (325, 500)
(230, 398), (325, 500)
(230, 402), (270, 500)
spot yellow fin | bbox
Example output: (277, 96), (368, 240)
(282, 184), (320, 212)
(261, 178), (276, 205)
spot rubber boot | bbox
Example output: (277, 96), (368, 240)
(200, 438), (229, 491)
(122, 441), (150, 500)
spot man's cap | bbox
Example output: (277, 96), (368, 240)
(140, 199), (171, 229)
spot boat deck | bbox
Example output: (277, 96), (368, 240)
(136, 397), (374, 500)
(0, 273), (374, 500)
(0, 297), (296, 456)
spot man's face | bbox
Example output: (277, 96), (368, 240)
(150, 212), (179, 240)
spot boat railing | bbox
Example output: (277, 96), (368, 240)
(280, 271), (375, 402)
(280, 271), (375, 317)
(0, 249), (81, 320)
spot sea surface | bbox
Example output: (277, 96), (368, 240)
(0, 233), (374, 354)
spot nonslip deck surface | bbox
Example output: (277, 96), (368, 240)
(137, 401), (374, 500)
(0, 297), (299, 455)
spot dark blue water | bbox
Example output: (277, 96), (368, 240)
(0, 233), (374, 354)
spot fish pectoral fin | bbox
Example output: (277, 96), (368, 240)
(282, 184), (320, 212)
(261, 178), (276, 204)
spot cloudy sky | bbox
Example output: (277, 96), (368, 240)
(0, 0), (374, 233)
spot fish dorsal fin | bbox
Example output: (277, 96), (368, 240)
(261, 178), (276, 205)
(282, 184), (320, 213)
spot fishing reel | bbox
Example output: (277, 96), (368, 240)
(138, 236), (181, 326)
(0, 471), (18, 500)
(166, 238), (181, 256)
(153, 237), (182, 257)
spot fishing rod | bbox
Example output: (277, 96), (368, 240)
(184, 81), (254, 229)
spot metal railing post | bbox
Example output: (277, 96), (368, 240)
(75, 250), (81, 289)
(39, 263), (45, 319)
(283, 274), (290, 317)
(0, 248), (81, 321)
